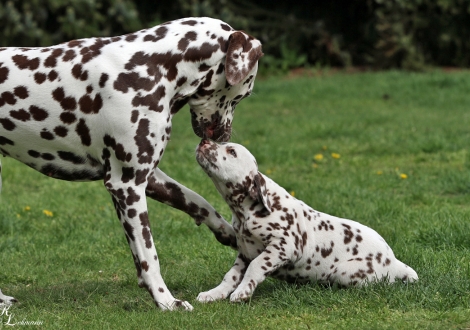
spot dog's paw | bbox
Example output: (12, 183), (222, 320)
(197, 290), (228, 303)
(158, 299), (193, 311)
(230, 289), (252, 303)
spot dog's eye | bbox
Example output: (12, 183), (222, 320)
(228, 149), (237, 157)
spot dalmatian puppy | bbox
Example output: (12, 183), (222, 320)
(195, 140), (418, 303)
(0, 17), (263, 310)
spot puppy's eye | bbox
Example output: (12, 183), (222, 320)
(228, 149), (237, 157)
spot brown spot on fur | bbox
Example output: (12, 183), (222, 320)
(44, 48), (63, 68)
(134, 118), (154, 164)
(141, 261), (149, 272)
(79, 93), (103, 114)
(34, 72), (47, 84)
(13, 86), (28, 99)
(12, 54), (40, 70)
(99, 73), (109, 87)
(76, 119), (91, 146)
(0, 118), (16, 130)
(29, 105), (48, 121)
(0, 64), (9, 84)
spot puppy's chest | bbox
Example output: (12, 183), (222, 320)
(232, 217), (266, 260)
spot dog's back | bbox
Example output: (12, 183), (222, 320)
(247, 174), (418, 285)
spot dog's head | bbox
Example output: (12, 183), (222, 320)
(196, 139), (271, 212)
(188, 29), (263, 142)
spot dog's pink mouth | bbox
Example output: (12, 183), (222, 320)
(196, 122), (231, 142)
(191, 111), (232, 142)
(205, 122), (218, 139)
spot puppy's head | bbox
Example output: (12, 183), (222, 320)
(196, 139), (256, 180)
(196, 139), (271, 212)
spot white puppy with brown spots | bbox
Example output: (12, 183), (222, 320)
(195, 139), (418, 303)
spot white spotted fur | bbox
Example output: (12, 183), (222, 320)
(195, 140), (418, 303)
(0, 17), (263, 310)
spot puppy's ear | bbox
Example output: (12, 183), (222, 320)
(249, 172), (271, 213)
(225, 31), (263, 86)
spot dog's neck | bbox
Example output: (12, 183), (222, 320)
(211, 178), (270, 222)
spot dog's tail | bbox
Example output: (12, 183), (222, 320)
(393, 260), (418, 283)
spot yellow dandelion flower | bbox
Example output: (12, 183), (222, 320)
(24, 206), (31, 211)
(290, 191), (295, 197)
(266, 169), (273, 175)
(16, 213), (21, 218)
(331, 153), (341, 159)
(314, 154), (324, 161)
(376, 171), (383, 175)
(400, 173), (408, 179)
(43, 210), (53, 217)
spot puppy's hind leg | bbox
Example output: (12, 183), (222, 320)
(329, 258), (418, 287)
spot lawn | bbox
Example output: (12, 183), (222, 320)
(1, 70), (469, 329)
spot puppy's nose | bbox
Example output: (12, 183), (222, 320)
(200, 139), (210, 146)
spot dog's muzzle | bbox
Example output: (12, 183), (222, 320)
(195, 139), (219, 171)
(191, 111), (231, 142)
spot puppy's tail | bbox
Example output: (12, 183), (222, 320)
(393, 260), (418, 283)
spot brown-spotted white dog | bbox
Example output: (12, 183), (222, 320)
(0, 17), (263, 310)
(195, 140), (418, 302)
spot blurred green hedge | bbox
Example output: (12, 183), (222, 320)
(1, 0), (469, 72)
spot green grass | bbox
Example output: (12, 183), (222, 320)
(1, 70), (470, 329)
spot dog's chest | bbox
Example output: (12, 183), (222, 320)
(232, 217), (266, 260)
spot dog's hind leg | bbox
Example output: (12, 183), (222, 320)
(0, 289), (17, 305)
(0, 159), (16, 305)
(0, 158), (2, 193)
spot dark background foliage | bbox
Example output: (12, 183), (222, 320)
(1, 0), (469, 72)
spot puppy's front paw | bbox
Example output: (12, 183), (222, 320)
(230, 288), (252, 302)
(197, 290), (228, 303)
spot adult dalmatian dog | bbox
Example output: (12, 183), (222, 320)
(195, 140), (418, 302)
(0, 17), (263, 311)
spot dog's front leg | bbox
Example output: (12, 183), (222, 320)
(146, 168), (237, 248)
(105, 175), (193, 311)
(230, 241), (292, 302)
(197, 253), (248, 302)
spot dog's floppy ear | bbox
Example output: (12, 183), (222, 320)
(249, 171), (271, 213)
(225, 31), (263, 86)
